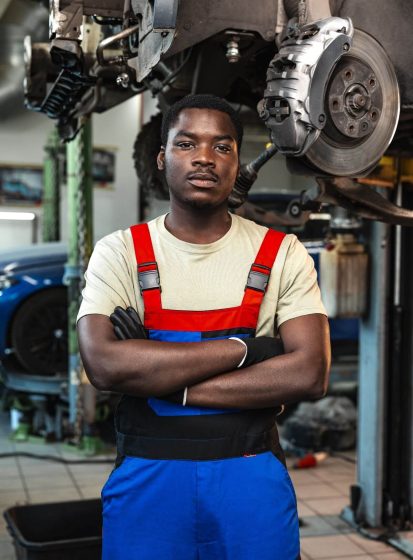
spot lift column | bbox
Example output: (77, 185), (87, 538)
(348, 176), (413, 558)
(64, 119), (93, 437)
(42, 128), (61, 242)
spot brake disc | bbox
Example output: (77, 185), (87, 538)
(303, 29), (400, 176)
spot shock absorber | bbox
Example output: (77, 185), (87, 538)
(228, 143), (278, 208)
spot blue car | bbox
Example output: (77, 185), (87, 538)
(0, 243), (67, 375)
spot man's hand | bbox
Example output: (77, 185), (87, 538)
(238, 337), (284, 368)
(108, 307), (284, 406)
(109, 307), (284, 368)
(110, 306), (147, 341)
(186, 314), (331, 410)
(109, 306), (185, 403)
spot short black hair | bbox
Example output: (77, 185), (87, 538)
(161, 94), (243, 149)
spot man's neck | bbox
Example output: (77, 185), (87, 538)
(165, 202), (232, 244)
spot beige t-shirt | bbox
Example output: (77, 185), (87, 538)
(77, 213), (326, 335)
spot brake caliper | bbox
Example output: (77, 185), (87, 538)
(259, 17), (354, 156)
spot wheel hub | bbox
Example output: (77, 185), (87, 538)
(327, 59), (381, 141)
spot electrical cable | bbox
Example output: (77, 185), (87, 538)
(0, 452), (114, 464)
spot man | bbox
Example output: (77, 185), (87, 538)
(77, 94), (330, 560)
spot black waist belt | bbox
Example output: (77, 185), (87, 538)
(116, 425), (281, 461)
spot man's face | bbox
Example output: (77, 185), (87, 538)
(157, 108), (240, 210)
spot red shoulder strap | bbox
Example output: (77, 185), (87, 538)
(241, 228), (285, 308)
(130, 223), (162, 312)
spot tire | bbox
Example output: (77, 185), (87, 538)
(11, 288), (68, 375)
(133, 113), (170, 201)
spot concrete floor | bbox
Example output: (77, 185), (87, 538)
(0, 411), (411, 560)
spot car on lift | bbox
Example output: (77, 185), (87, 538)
(22, 0), (413, 228)
(0, 243), (68, 375)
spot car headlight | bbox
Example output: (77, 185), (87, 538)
(0, 275), (19, 290)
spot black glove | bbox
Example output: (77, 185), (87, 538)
(237, 336), (284, 369)
(110, 306), (147, 341)
(109, 306), (185, 404)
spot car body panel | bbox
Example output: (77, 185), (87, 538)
(0, 243), (66, 356)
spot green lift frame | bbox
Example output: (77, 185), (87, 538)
(42, 129), (61, 242)
(64, 119), (93, 439)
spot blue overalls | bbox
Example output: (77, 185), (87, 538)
(101, 223), (300, 560)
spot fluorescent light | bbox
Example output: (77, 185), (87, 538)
(0, 211), (36, 221)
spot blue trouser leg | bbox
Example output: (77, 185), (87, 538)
(197, 452), (300, 560)
(101, 452), (300, 560)
(101, 457), (198, 560)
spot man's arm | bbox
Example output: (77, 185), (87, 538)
(78, 312), (330, 408)
(186, 314), (331, 409)
(77, 314), (247, 395)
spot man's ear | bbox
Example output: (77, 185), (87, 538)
(157, 147), (165, 170)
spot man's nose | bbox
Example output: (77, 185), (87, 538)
(192, 146), (215, 167)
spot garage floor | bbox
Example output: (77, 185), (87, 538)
(0, 412), (411, 560)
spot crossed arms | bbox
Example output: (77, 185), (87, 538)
(77, 312), (331, 409)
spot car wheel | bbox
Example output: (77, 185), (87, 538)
(11, 288), (68, 375)
(133, 113), (169, 201)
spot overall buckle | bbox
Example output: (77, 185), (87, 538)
(138, 262), (161, 293)
(245, 264), (271, 293)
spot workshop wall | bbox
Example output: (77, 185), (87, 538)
(0, 91), (314, 251)
(0, 95), (141, 250)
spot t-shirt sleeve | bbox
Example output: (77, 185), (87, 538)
(276, 235), (327, 328)
(77, 232), (136, 322)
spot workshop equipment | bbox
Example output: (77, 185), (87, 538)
(320, 234), (368, 318)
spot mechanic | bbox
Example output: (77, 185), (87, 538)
(77, 94), (330, 560)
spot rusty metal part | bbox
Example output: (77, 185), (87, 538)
(234, 201), (311, 227)
(327, 60), (382, 140)
(312, 177), (413, 226)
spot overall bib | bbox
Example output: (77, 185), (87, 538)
(102, 223), (300, 560)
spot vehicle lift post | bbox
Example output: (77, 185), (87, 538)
(343, 179), (413, 556)
(64, 118), (94, 441)
(42, 128), (62, 242)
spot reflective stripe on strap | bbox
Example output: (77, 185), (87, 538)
(130, 223), (162, 311)
(130, 223), (285, 315)
(242, 228), (285, 308)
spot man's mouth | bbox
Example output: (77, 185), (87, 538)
(187, 173), (218, 188)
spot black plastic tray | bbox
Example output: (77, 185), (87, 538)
(3, 498), (102, 560)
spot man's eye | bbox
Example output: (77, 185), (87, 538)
(176, 142), (193, 149)
(216, 144), (231, 153)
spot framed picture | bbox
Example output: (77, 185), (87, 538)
(61, 146), (117, 190)
(92, 147), (116, 189)
(0, 166), (43, 205)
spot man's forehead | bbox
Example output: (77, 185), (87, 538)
(170, 108), (237, 140)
